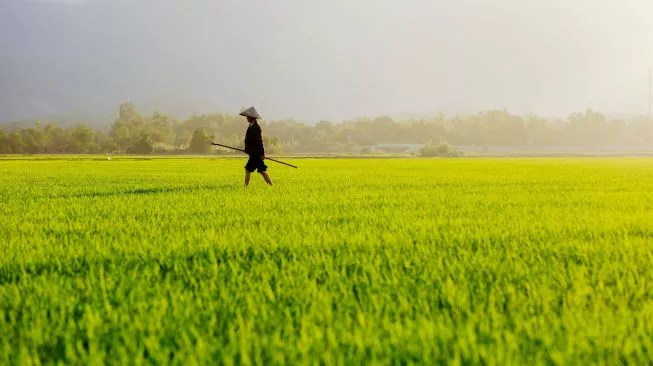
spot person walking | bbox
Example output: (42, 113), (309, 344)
(241, 106), (273, 186)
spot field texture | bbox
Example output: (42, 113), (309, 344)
(1, 157), (652, 365)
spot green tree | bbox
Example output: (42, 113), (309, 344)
(0, 128), (10, 154)
(110, 102), (147, 152)
(149, 111), (176, 145)
(45, 124), (71, 153)
(119, 102), (138, 121)
(188, 129), (211, 154)
(8, 129), (27, 153)
(263, 136), (282, 154)
(126, 136), (154, 154)
(69, 124), (95, 153)
(174, 129), (192, 149)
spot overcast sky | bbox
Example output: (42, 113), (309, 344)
(1, 0), (652, 121)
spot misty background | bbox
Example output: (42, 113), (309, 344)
(1, 0), (652, 123)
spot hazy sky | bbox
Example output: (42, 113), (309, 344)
(1, 0), (652, 121)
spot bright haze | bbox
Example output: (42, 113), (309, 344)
(1, 0), (652, 122)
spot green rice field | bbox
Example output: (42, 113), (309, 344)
(1, 156), (652, 364)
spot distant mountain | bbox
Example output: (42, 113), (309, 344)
(0, 95), (229, 130)
(0, 96), (56, 122)
(0, 112), (114, 131)
(136, 97), (225, 119)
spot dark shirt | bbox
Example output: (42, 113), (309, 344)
(244, 122), (265, 157)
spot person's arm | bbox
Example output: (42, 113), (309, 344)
(244, 128), (251, 155)
(256, 125), (265, 158)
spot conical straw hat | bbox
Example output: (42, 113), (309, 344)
(239, 106), (261, 119)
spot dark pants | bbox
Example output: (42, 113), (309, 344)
(245, 156), (267, 173)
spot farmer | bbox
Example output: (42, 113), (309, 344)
(241, 106), (273, 186)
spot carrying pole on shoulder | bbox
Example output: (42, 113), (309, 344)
(210, 143), (298, 169)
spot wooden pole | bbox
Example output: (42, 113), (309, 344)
(210, 143), (298, 169)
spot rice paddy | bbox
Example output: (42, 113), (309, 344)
(1, 156), (652, 364)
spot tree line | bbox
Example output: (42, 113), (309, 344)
(1, 103), (652, 154)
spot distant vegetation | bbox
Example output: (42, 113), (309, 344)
(420, 142), (460, 157)
(1, 102), (652, 154)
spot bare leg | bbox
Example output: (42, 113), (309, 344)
(244, 171), (251, 186)
(260, 172), (273, 186)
